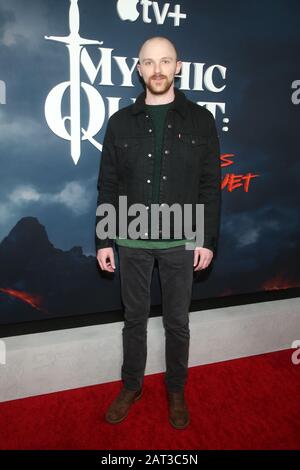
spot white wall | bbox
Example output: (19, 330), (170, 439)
(0, 297), (299, 402)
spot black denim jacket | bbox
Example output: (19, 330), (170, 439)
(96, 88), (221, 253)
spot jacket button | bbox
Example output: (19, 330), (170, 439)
(146, 205), (149, 210)
(149, 129), (153, 133)
(148, 153), (152, 157)
(164, 149), (170, 155)
(191, 139), (196, 144)
(147, 179), (151, 183)
(162, 175), (167, 180)
(167, 123), (172, 128)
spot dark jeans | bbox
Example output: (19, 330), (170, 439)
(117, 244), (194, 393)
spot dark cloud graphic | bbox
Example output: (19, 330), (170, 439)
(0, 0), (299, 323)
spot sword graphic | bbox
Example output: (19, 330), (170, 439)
(45, 0), (102, 164)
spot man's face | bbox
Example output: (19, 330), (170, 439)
(137, 39), (182, 95)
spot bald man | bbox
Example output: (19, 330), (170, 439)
(96, 37), (221, 429)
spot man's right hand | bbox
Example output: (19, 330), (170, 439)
(97, 247), (116, 272)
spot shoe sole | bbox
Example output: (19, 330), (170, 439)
(169, 415), (190, 430)
(105, 390), (143, 424)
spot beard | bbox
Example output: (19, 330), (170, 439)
(145, 75), (174, 95)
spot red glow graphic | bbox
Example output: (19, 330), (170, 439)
(0, 288), (46, 312)
(262, 276), (300, 291)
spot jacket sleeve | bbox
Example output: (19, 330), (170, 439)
(95, 119), (118, 251)
(198, 112), (222, 254)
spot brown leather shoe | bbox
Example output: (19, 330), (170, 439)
(105, 387), (142, 424)
(167, 390), (190, 429)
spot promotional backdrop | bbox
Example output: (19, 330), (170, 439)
(0, 0), (299, 324)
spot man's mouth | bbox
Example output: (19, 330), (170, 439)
(152, 76), (166, 81)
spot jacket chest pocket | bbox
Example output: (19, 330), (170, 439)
(176, 133), (207, 170)
(114, 138), (142, 173)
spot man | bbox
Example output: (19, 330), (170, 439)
(96, 37), (221, 429)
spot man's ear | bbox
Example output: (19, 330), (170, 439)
(175, 60), (182, 75)
(137, 62), (142, 77)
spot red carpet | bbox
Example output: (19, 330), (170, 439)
(0, 349), (299, 450)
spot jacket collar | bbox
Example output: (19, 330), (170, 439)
(132, 87), (188, 119)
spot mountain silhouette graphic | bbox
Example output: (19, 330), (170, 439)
(0, 217), (122, 324)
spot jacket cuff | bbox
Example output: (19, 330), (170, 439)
(202, 236), (217, 253)
(95, 238), (115, 252)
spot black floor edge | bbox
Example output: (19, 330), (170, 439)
(1, 287), (300, 338)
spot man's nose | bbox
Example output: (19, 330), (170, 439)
(154, 62), (161, 74)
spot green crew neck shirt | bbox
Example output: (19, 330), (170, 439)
(147, 102), (172, 204)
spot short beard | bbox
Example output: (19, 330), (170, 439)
(146, 76), (173, 95)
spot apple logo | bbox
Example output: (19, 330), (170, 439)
(117, 0), (140, 22)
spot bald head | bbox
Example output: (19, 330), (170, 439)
(138, 36), (178, 63)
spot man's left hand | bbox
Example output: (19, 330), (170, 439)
(193, 247), (213, 271)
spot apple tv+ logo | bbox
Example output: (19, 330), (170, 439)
(117, 0), (187, 27)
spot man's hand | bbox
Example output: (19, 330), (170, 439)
(97, 247), (115, 272)
(193, 247), (213, 271)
